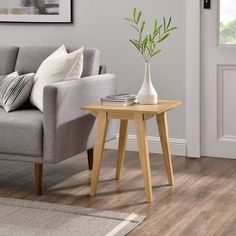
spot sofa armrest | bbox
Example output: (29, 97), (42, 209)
(43, 74), (116, 163)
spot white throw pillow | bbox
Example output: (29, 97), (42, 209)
(30, 45), (84, 111)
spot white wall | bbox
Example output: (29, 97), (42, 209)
(0, 0), (186, 140)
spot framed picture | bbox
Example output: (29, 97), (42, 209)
(0, 0), (73, 23)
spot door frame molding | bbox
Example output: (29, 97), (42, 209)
(186, 0), (201, 157)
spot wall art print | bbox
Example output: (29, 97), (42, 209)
(0, 0), (72, 23)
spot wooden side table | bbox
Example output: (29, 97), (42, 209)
(81, 100), (181, 203)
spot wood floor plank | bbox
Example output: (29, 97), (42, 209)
(0, 151), (235, 235)
(213, 209), (236, 236)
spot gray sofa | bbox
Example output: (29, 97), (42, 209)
(0, 46), (116, 195)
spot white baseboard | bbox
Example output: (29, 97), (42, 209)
(105, 134), (187, 156)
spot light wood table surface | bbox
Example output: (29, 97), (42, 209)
(81, 100), (182, 203)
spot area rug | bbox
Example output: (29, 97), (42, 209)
(0, 197), (145, 236)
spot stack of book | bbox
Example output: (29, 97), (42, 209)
(101, 93), (137, 106)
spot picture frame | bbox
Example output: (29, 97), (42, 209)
(0, 0), (73, 24)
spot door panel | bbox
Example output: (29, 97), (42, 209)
(218, 65), (236, 139)
(201, 0), (236, 158)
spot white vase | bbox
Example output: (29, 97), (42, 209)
(137, 62), (158, 104)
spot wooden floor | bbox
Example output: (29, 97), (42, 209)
(0, 150), (235, 236)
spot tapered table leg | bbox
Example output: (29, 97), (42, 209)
(90, 111), (108, 196)
(156, 112), (174, 186)
(134, 113), (153, 203)
(116, 120), (129, 180)
(35, 163), (43, 196)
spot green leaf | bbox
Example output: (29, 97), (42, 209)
(130, 39), (141, 51)
(147, 35), (153, 51)
(133, 39), (141, 45)
(151, 39), (155, 49)
(133, 39), (142, 49)
(158, 33), (170, 43)
(148, 34), (153, 45)
(124, 17), (135, 23)
(140, 21), (145, 34)
(133, 8), (137, 21)
(154, 18), (158, 34)
(146, 46), (152, 57)
(153, 24), (163, 38)
(129, 24), (139, 32)
(142, 35), (148, 52)
(163, 17), (166, 31)
(152, 49), (161, 57)
(153, 31), (159, 39)
(137, 11), (142, 24)
(167, 17), (172, 29)
(165, 26), (177, 33)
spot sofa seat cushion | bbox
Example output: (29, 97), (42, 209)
(0, 108), (43, 157)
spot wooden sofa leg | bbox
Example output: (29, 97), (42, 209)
(34, 163), (43, 195)
(87, 149), (94, 170)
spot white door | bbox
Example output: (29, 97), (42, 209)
(201, 0), (236, 159)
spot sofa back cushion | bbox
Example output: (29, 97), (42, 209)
(14, 46), (101, 77)
(0, 46), (19, 75)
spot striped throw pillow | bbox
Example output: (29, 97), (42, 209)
(0, 72), (35, 112)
